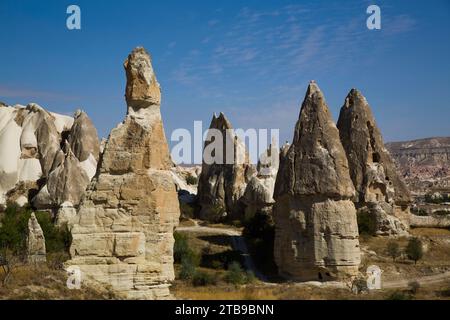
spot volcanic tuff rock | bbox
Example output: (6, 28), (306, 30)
(67, 47), (180, 300)
(197, 113), (256, 221)
(0, 103), (99, 210)
(273, 82), (361, 281)
(242, 142), (279, 218)
(27, 213), (46, 264)
(33, 142), (91, 210)
(337, 89), (411, 236)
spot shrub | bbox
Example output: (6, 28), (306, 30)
(179, 202), (194, 219)
(225, 261), (247, 285)
(408, 281), (420, 294)
(201, 249), (243, 270)
(0, 205), (31, 254)
(351, 278), (369, 294)
(387, 291), (412, 300)
(179, 257), (196, 280)
(34, 212), (71, 253)
(209, 204), (227, 222)
(174, 232), (189, 263)
(192, 271), (216, 286)
(0, 205), (72, 259)
(186, 174), (198, 185)
(411, 208), (428, 216)
(405, 237), (423, 264)
(433, 210), (449, 216)
(386, 241), (401, 261)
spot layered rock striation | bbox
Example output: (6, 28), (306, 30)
(273, 82), (361, 281)
(67, 47), (180, 299)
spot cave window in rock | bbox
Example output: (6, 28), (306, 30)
(318, 272), (323, 281)
(372, 152), (381, 163)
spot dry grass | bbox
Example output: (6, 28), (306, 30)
(173, 282), (450, 300)
(0, 264), (117, 300)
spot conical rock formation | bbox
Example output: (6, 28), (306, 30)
(273, 82), (361, 281)
(66, 47), (180, 300)
(197, 113), (255, 221)
(337, 89), (411, 236)
(27, 213), (46, 264)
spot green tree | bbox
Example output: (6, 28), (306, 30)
(405, 238), (423, 265)
(387, 241), (401, 261)
(225, 261), (246, 285)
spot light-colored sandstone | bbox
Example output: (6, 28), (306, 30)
(67, 47), (180, 300)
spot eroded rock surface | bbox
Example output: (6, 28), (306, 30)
(242, 142), (279, 218)
(67, 47), (180, 300)
(197, 113), (255, 221)
(337, 89), (411, 236)
(27, 213), (46, 264)
(0, 103), (99, 211)
(273, 82), (361, 281)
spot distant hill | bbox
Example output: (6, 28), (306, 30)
(386, 137), (450, 193)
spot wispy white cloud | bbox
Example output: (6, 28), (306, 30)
(170, 3), (417, 133)
(0, 85), (79, 102)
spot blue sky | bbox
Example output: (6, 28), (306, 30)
(1, 0), (449, 156)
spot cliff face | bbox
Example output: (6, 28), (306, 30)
(386, 137), (450, 192)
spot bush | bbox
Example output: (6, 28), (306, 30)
(411, 208), (428, 216)
(174, 232), (201, 281)
(34, 212), (71, 253)
(0, 205), (31, 254)
(357, 210), (377, 236)
(225, 262), (248, 285)
(405, 237), (423, 264)
(179, 257), (196, 280)
(186, 174), (198, 185)
(387, 291), (412, 300)
(179, 202), (194, 219)
(0, 205), (72, 259)
(408, 281), (420, 294)
(386, 241), (401, 261)
(201, 249), (243, 270)
(192, 271), (216, 287)
(174, 232), (188, 263)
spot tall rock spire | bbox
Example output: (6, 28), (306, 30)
(197, 112), (255, 221)
(337, 88), (411, 235)
(273, 82), (360, 281)
(67, 47), (180, 299)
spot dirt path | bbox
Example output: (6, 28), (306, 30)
(382, 271), (450, 289)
